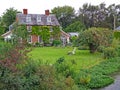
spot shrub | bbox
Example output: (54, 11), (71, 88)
(97, 45), (105, 53)
(87, 74), (113, 88)
(116, 45), (120, 56)
(54, 57), (76, 77)
(103, 47), (118, 59)
(52, 40), (61, 46)
(114, 31), (120, 39)
(75, 70), (91, 85)
(78, 45), (89, 50)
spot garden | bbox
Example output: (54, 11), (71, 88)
(0, 26), (120, 90)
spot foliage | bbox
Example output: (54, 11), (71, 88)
(114, 31), (120, 39)
(40, 26), (50, 44)
(77, 57), (120, 89)
(102, 38), (120, 59)
(12, 23), (28, 44)
(88, 74), (113, 88)
(97, 45), (105, 53)
(32, 26), (50, 45)
(51, 5), (75, 29)
(2, 7), (19, 30)
(65, 21), (86, 32)
(77, 3), (120, 29)
(76, 71), (91, 85)
(70, 36), (78, 46)
(78, 27), (113, 53)
(31, 26), (40, 35)
(52, 40), (61, 46)
(78, 45), (89, 50)
(52, 26), (61, 40)
(0, 25), (5, 35)
(54, 57), (76, 77)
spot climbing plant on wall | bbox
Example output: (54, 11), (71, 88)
(52, 26), (61, 40)
(40, 26), (50, 44)
(31, 26), (50, 44)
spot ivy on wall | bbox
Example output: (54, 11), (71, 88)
(52, 26), (61, 40)
(31, 26), (61, 44)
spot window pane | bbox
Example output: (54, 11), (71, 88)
(26, 16), (31, 23)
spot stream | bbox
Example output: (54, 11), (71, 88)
(94, 71), (120, 90)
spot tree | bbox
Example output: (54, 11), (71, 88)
(78, 27), (113, 53)
(51, 6), (75, 29)
(77, 3), (120, 29)
(0, 24), (5, 35)
(64, 21), (86, 32)
(2, 7), (19, 31)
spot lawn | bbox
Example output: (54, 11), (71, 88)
(29, 47), (104, 70)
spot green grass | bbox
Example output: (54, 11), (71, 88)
(29, 47), (103, 69)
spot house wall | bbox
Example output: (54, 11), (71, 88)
(31, 35), (39, 43)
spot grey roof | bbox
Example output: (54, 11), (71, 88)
(115, 26), (120, 30)
(16, 13), (60, 26)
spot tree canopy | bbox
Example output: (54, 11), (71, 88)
(77, 3), (120, 29)
(64, 21), (86, 32)
(78, 27), (113, 53)
(51, 5), (75, 29)
(2, 7), (20, 31)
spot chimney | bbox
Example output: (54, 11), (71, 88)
(23, 9), (28, 14)
(45, 10), (49, 15)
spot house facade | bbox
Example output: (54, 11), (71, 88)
(2, 9), (70, 44)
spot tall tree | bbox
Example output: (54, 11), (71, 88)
(77, 3), (120, 29)
(2, 7), (19, 31)
(51, 6), (75, 29)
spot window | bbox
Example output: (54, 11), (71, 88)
(37, 15), (41, 22)
(27, 35), (32, 43)
(26, 16), (31, 23)
(50, 26), (53, 32)
(47, 16), (51, 22)
(27, 26), (32, 32)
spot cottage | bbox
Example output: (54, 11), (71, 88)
(2, 9), (70, 45)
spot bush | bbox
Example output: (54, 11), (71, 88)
(114, 31), (120, 39)
(78, 45), (89, 50)
(103, 47), (118, 59)
(116, 45), (120, 56)
(75, 70), (91, 85)
(54, 57), (76, 77)
(97, 45), (105, 53)
(52, 40), (61, 46)
(87, 74), (113, 88)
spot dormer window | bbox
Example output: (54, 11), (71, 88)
(47, 16), (51, 22)
(26, 16), (31, 23)
(37, 15), (41, 22)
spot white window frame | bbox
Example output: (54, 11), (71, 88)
(27, 35), (32, 43)
(27, 25), (32, 32)
(37, 15), (41, 22)
(26, 16), (31, 23)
